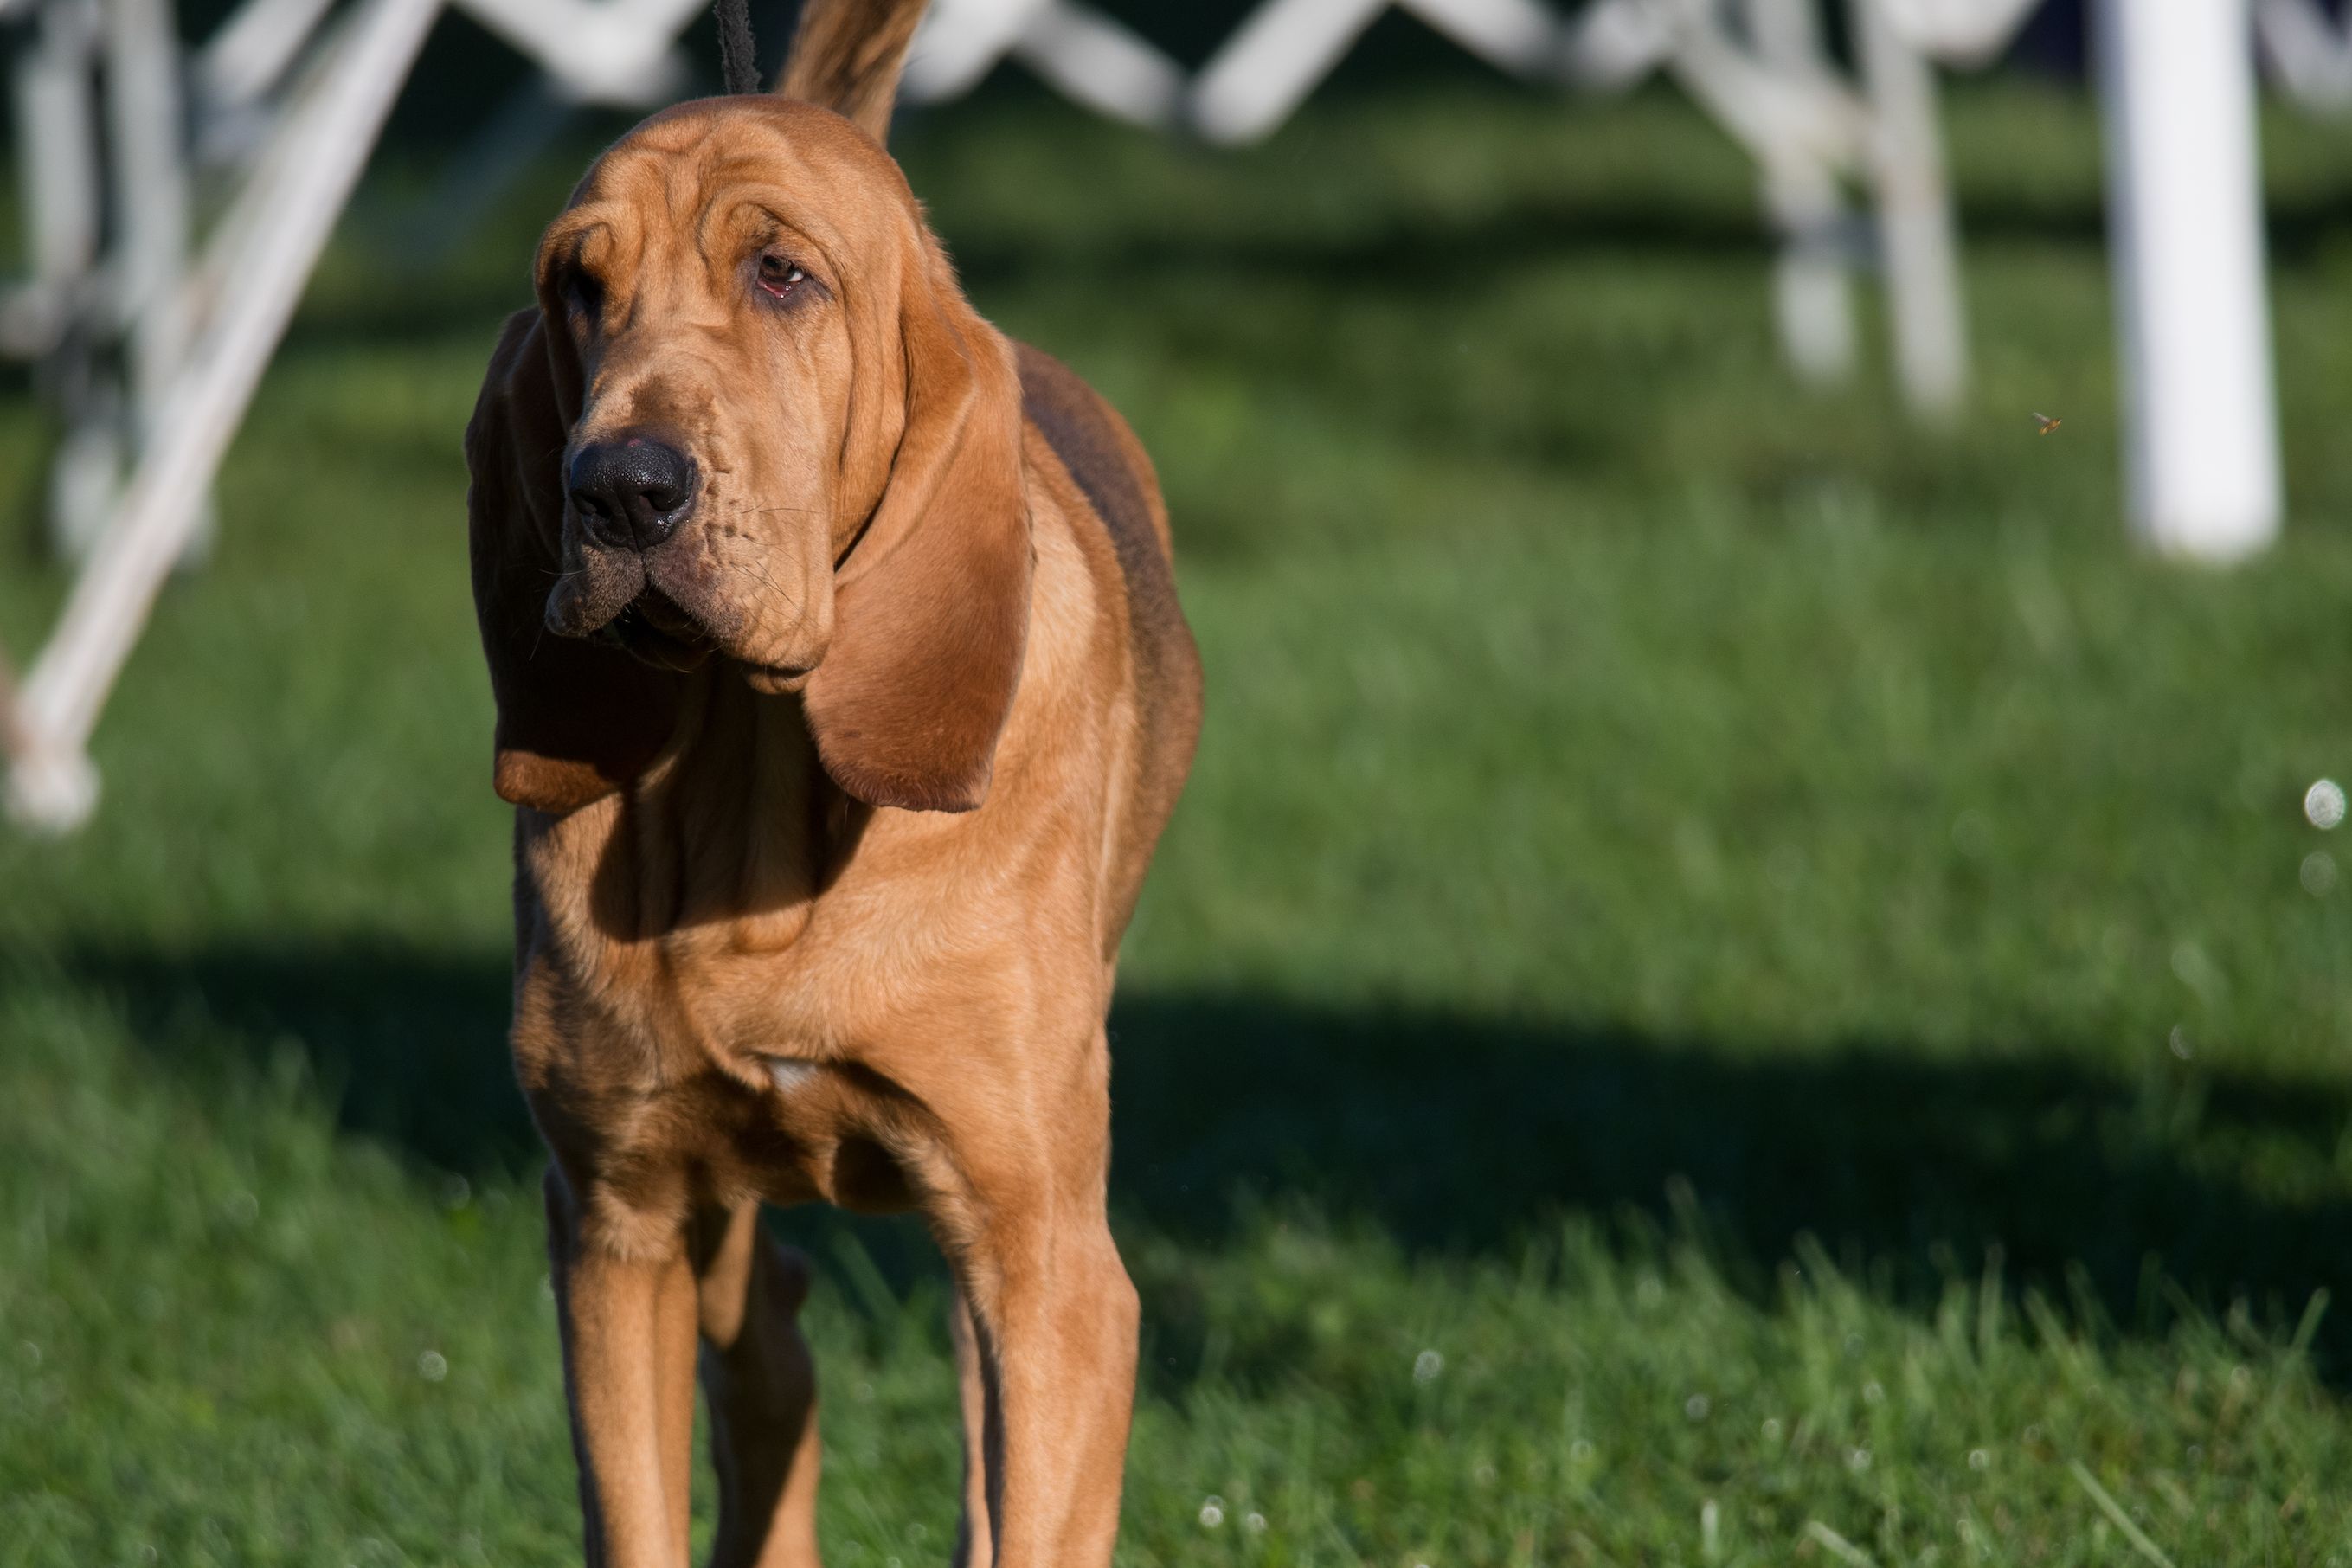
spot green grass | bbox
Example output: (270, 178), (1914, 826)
(6, 79), (2352, 1565)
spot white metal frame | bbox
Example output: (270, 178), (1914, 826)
(6, 0), (445, 826)
(0, 0), (703, 829)
(1580, 0), (1984, 414)
(926, 0), (2284, 560)
(1003, 0), (2003, 418)
(0, 0), (2297, 830)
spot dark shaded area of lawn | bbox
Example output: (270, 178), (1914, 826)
(61, 937), (2352, 1379)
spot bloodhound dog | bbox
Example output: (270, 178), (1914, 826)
(462, 2), (1201, 1563)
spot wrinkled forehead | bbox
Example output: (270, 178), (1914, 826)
(538, 99), (915, 280)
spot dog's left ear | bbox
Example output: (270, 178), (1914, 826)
(804, 251), (1032, 813)
(468, 308), (684, 814)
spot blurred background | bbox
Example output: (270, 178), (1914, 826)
(5, 0), (2352, 1562)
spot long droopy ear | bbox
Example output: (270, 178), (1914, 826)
(803, 250), (1032, 814)
(466, 309), (683, 814)
(774, 0), (928, 143)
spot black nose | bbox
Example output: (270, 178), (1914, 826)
(568, 433), (697, 550)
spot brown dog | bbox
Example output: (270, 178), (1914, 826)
(462, 3), (1201, 1562)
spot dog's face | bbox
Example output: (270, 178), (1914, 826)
(534, 99), (916, 691)
(470, 96), (1033, 816)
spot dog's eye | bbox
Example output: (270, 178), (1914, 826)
(757, 255), (807, 300)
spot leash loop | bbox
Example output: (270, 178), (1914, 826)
(715, 0), (759, 95)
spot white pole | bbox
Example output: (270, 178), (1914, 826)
(1013, 0), (1183, 127)
(2252, 0), (2352, 113)
(904, 0), (1052, 102)
(13, 0), (101, 327)
(1190, 0), (1388, 145)
(1854, 0), (1967, 416)
(2098, 0), (2281, 561)
(1747, 0), (1855, 385)
(197, 0), (344, 110)
(102, 0), (205, 564)
(11, 0), (117, 554)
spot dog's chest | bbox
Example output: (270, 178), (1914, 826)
(513, 793), (1040, 1208)
(511, 910), (937, 1214)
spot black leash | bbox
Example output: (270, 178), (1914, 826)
(715, 0), (760, 94)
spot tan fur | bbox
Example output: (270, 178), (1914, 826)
(463, 42), (1201, 1568)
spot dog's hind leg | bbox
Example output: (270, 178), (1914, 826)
(693, 1203), (823, 1568)
(949, 1291), (993, 1568)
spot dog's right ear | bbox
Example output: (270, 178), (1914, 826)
(466, 308), (681, 815)
(775, 0), (929, 143)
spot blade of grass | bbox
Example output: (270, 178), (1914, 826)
(2066, 1460), (2175, 1568)
(1803, 1520), (1879, 1568)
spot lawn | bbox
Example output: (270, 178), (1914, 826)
(5, 76), (2352, 1566)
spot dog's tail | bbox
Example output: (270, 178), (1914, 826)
(776, 0), (930, 144)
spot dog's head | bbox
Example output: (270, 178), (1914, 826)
(467, 29), (1030, 817)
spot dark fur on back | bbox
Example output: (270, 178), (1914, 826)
(1016, 343), (1201, 942)
(1017, 348), (1158, 589)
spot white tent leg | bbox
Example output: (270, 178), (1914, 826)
(1557, 0), (1672, 90)
(2253, 0), (2352, 112)
(1764, 158), (1857, 384)
(197, 0), (342, 110)
(2099, 0), (2281, 560)
(1854, 0), (1966, 416)
(99, 0), (208, 566)
(10, 0), (116, 557)
(4, 0), (446, 832)
(6, 0), (101, 350)
(1190, 0), (1390, 145)
(904, 0), (1054, 102)
(1746, 0), (1855, 384)
(1012, 0), (1183, 126)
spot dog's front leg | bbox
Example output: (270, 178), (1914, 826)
(546, 1165), (702, 1568)
(941, 1032), (1139, 1568)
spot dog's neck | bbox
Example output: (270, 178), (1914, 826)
(535, 668), (869, 954)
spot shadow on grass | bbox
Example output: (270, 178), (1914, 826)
(55, 941), (2352, 1374)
